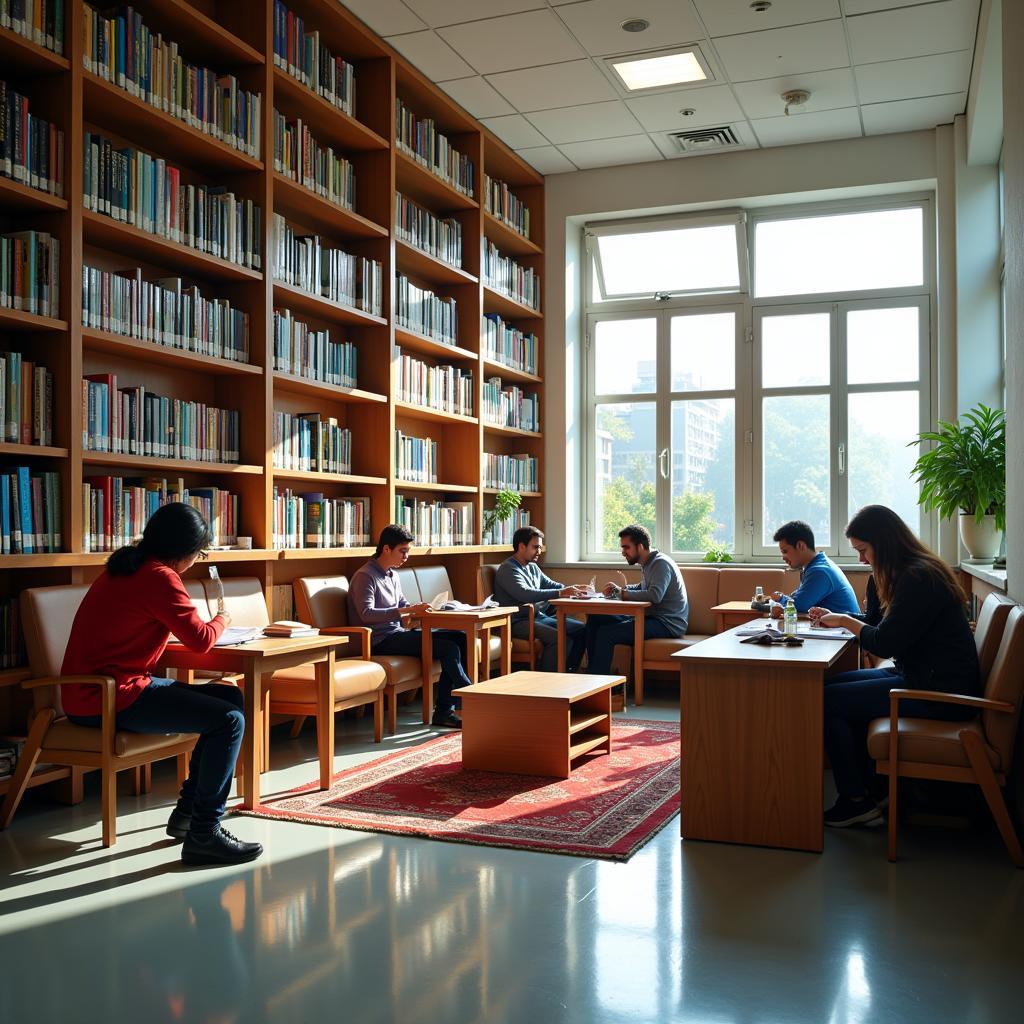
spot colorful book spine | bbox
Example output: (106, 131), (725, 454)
(0, 351), (54, 445)
(0, 229), (60, 317)
(396, 349), (473, 417)
(484, 174), (530, 239)
(0, 79), (66, 197)
(272, 411), (351, 474)
(394, 430), (438, 484)
(394, 98), (474, 196)
(273, 109), (356, 211)
(394, 273), (457, 346)
(483, 241), (540, 311)
(483, 453), (537, 492)
(0, 0), (65, 56)
(271, 486), (368, 549)
(395, 192), (462, 268)
(393, 495), (474, 547)
(482, 314), (538, 375)
(272, 308), (356, 386)
(483, 506), (530, 546)
(0, 465), (61, 553)
(482, 377), (540, 432)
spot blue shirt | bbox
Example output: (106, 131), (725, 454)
(348, 558), (410, 644)
(784, 552), (860, 614)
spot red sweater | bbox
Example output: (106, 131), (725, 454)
(61, 559), (226, 716)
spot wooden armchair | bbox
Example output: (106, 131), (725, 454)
(0, 585), (195, 847)
(478, 564), (538, 670)
(868, 598), (1024, 866)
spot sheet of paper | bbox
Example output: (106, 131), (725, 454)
(798, 626), (855, 640)
(214, 626), (264, 646)
(428, 591), (450, 611)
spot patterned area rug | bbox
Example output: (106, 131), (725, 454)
(238, 719), (680, 861)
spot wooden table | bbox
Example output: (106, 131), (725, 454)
(673, 624), (859, 852)
(160, 634), (350, 809)
(550, 597), (651, 703)
(419, 607), (517, 705)
(711, 600), (768, 633)
(456, 671), (622, 778)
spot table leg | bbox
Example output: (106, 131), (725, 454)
(317, 650), (335, 789)
(556, 607), (566, 672)
(466, 626), (479, 686)
(241, 660), (261, 810)
(633, 610), (645, 705)
(480, 625), (492, 681)
(500, 617), (512, 676)
(422, 628), (434, 724)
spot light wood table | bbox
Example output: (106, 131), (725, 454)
(160, 634), (350, 809)
(673, 624), (859, 852)
(456, 671), (623, 778)
(711, 600), (768, 633)
(550, 597), (651, 703)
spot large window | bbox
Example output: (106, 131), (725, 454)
(584, 199), (931, 559)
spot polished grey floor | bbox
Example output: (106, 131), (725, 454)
(2, 693), (1022, 1024)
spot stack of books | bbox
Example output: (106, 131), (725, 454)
(272, 411), (351, 475)
(0, 230), (60, 317)
(0, 466), (61, 553)
(272, 308), (356, 387)
(394, 430), (437, 484)
(484, 175), (530, 239)
(264, 620), (318, 638)
(483, 453), (537, 492)
(273, 110), (356, 211)
(395, 192), (462, 268)
(482, 314), (538, 375)
(271, 487), (369, 549)
(1, 2), (65, 55)
(484, 241), (540, 310)
(394, 273), (457, 345)
(397, 350), (473, 417)
(395, 99), (474, 196)
(0, 81), (65, 197)
(482, 377), (540, 432)
(1, 352), (53, 446)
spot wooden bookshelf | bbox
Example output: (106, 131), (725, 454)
(0, 1), (544, 661)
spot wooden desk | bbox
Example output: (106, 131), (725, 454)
(419, 607), (517, 701)
(456, 672), (621, 778)
(673, 624), (859, 852)
(160, 634), (350, 809)
(711, 600), (767, 633)
(550, 597), (651, 703)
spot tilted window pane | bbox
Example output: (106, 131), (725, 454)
(761, 313), (830, 388)
(594, 318), (657, 395)
(594, 402), (656, 552)
(671, 313), (736, 392)
(847, 306), (920, 384)
(672, 399), (735, 551)
(755, 208), (924, 297)
(762, 394), (831, 547)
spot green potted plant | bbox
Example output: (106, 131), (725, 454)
(909, 403), (1005, 562)
(702, 545), (733, 563)
(483, 489), (522, 543)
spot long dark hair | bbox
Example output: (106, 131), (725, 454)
(845, 504), (964, 609)
(107, 502), (212, 577)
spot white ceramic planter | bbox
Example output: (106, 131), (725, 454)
(959, 513), (1002, 563)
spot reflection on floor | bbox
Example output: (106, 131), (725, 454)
(1, 694), (1022, 1024)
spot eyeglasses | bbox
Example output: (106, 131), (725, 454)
(198, 550), (209, 560)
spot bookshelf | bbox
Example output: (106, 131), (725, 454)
(0, 0), (544, 682)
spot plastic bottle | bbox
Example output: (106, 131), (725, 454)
(754, 584), (764, 604)
(783, 596), (798, 637)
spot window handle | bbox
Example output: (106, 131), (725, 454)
(837, 442), (846, 476)
(658, 447), (669, 479)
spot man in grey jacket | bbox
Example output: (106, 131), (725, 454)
(584, 524), (688, 675)
(492, 526), (587, 672)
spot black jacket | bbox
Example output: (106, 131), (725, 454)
(857, 570), (979, 694)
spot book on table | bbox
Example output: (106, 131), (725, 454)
(263, 620), (319, 637)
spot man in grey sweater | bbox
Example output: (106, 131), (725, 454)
(584, 524), (688, 675)
(492, 526), (587, 672)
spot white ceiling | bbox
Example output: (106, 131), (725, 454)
(340, 0), (980, 174)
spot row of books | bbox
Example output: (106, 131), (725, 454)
(0, 595), (22, 668)
(272, 308), (356, 387)
(1, 1), (64, 55)
(81, 375), (240, 463)
(82, 4), (262, 158)
(397, 350), (473, 417)
(0, 80), (64, 197)
(273, 110), (356, 212)
(272, 411), (351, 475)
(0, 229), (59, 318)
(483, 506), (531, 546)
(84, 133), (262, 270)
(482, 314), (538, 376)
(393, 495), (474, 548)
(395, 192), (462, 268)
(483, 453), (537, 492)
(1, 352), (52, 446)
(0, 466), (60, 553)
(272, 213), (383, 316)
(394, 272), (457, 346)
(272, 487), (369, 549)
(272, 1), (356, 119)
(395, 429), (437, 484)
(484, 241), (540, 311)
(484, 175), (530, 240)
(482, 378), (540, 433)
(82, 265), (250, 363)
(395, 99), (474, 197)
(82, 478), (238, 552)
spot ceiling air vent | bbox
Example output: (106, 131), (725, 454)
(667, 126), (742, 153)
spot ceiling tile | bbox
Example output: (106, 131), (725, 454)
(751, 106), (862, 147)
(341, 0), (426, 36)
(525, 101), (642, 144)
(855, 50), (973, 105)
(713, 20), (850, 82)
(387, 30), (475, 80)
(846, 0), (980, 64)
(692, 0), (841, 36)
(625, 84), (746, 132)
(558, 135), (663, 168)
(438, 10), (585, 75)
(515, 146), (578, 174)
(487, 60), (619, 112)
(438, 76), (516, 118)
(650, 124), (755, 158)
(404, 1), (543, 28)
(555, 0), (704, 58)
(861, 92), (967, 134)
(733, 68), (856, 120)
(481, 113), (551, 149)
(843, 0), (947, 12)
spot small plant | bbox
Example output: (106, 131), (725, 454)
(703, 545), (733, 563)
(483, 489), (521, 535)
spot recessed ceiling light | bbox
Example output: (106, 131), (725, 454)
(610, 50), (707, 91)
(621, 18), (650, 33)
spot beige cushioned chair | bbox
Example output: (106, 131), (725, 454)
(478, 563), (540, 670)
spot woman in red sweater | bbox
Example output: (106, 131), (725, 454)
(63, 502), (262, 865)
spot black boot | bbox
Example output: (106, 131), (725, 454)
(166, 803), (192, 841)
(182, 826), (264, 865)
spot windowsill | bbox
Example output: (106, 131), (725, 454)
(959, 562), (1008, 591)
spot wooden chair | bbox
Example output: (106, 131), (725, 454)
(478, 563), (539, 670)
(0, 585), (195, 847)
(868, 597), (1024, 866)
(293, 576), (441, 734)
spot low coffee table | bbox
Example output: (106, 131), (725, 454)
(455, 671), (624, 778)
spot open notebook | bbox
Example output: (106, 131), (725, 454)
(428, 591), (499, 612)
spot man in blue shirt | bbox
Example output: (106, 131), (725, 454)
(771, 520), (861, 616)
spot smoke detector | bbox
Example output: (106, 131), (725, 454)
(620, 18), (650, 33)
(750, 1), (772, 11)
(782, 89), (811, 116)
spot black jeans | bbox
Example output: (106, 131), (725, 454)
(69, 677), (244, 834)
(583, 614), (676, 675)
(823, 667), (977, 798)
(372, 629), (471, 712)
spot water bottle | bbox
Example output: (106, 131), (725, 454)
(783, 596), (798, 637)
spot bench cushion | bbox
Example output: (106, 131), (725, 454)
(269, 660), (387, 704)
(867, 717), (999, 770)
(45, 719), (193, 757)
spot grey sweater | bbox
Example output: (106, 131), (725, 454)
(493, 557), (563, 623)
(620, 551), (688, 637)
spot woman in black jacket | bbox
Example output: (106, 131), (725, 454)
(813, 504), (979, 828)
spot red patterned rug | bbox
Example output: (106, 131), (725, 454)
(238, 719), (680, 860)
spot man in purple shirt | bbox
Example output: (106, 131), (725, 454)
(348, 524), (470, 728)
